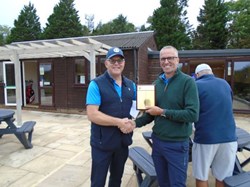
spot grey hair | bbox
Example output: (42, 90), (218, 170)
(197, 69), (213, 77)
(160, 46), (178, 57)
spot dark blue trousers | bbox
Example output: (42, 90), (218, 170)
(152, 134), (189, 187)
(91, 145), (128, 187)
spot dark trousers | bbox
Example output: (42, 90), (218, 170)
(91, 145), (128, 187)
(152, 134), (189, 187)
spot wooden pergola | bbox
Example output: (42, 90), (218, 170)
(0, 37), (111, 125)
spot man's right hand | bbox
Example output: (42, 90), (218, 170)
(118, 118), (135, 134)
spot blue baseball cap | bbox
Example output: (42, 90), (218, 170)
(106, 47), (124, 59)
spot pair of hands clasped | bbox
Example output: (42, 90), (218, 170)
(118, 118), (135, 134)
(117, 106), (164, 134)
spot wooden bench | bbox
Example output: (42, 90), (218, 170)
(0, 117), (15, 138)
(129, 146), (158, 187)
(241, 144), (250, 168)
(142, 131), (193, 162)
(0, 121), (36, 149)
(224, 171), (250, 187)
(15, 121), (36, 149)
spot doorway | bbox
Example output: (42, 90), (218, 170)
(3, 61), (16, 106)
(39, 63), (54, 107)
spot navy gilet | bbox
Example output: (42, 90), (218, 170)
(90, 71), (134, 151)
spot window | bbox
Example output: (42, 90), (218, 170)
(179, 62), (189, 74)
(96, 57), (106, 77)
(0, 62), (3, 82)
(233, 61), (250, 110)
(75, 58), (87, 84)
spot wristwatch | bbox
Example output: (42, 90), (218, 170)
(160, 109), (166, 117)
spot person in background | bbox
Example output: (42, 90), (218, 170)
(192, 64), (237, 187)
(130, 45), (199, 187)
(86, 47), (136, 187)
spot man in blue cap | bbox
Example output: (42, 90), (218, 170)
(86, 47), (136, 187)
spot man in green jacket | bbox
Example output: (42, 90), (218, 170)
(130, 45), (199, 187)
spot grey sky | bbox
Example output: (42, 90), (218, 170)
(0, 0), (204, 28)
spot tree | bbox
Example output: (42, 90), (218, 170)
(42, 0), (84, 39)
(192, 0), (228, 49)
(138, 16), (153, 31)
(92, 14), (136, 35)
(227, 0), (250, 48)
(138, 25), (148, 32)
(0, 25), (11, 45)
(6, 2), (41, 43)
(151, 0), (192, 50)
(92, 21), (112, 35)
(85, 14), (95, 33)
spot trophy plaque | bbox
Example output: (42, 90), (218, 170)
(137, 85), (155, 110)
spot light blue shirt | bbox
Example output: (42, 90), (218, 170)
(161, 73), (170, 85)
(86, 79), (136, 106)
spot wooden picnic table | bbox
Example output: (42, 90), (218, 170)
(142, 127), (250, 174)
(0, 109), (36, 149)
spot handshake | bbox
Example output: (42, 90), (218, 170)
(117, 118), (136, 134)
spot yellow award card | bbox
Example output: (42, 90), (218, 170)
(137, 85), (155, 110)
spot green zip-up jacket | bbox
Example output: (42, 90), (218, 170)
(135, 68), (199, 141)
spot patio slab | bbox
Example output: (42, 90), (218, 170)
(0, 109), (249, 187)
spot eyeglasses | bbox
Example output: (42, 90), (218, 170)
(108, 58), (125, 64)
(160, 57), (178, 63)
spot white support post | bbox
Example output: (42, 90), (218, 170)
(11, 51), (22, 126)
(90, 47), (96, 80)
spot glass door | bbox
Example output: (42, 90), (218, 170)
(3, 62), (16, 106)
(39, 63), (54, 106)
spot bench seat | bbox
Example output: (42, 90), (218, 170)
(129, 146), (158, 187)
(16, 121), (35, 133)
(241, 144), (250, 168)
(15, 121), (36, 149)
(224, 171), (250, 187)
